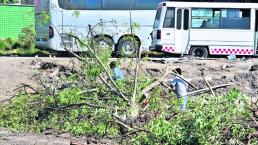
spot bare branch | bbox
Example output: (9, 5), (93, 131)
(50, 102), (113, 112)
(114, 120), (132, 130)
(50, 24), (83, 60)
(161, 82), (173, 91)
(132, 42), (141, 104)
(171, 71), (198, 90)
(187, 83), (235, 95)
(13, 83), (38, 94)
(98, 76), (120, 95)
(202, 76), (215, 96)
(68, 34), (129, 102)
(77, 88), (99, 95)
(141, 67), (169, 96)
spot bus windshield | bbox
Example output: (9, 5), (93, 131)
(154, 8), (161, 28)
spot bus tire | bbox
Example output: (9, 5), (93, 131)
(190, 47), (208, 58)
(117, 37), (140, 57)
(94, 36), (113, 53)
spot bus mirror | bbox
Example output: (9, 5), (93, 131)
(49, 26), (54, 38)
(157, 30), (161, 39)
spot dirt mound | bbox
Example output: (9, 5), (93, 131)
(250, 64), (258, 71)
(233, 72), (258, 95)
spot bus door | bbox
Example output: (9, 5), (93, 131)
(255, 10), (258, 54)
(35, 0), (50, 42)
(175, 8), (190, 55)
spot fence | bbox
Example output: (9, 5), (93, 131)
(0, 5), (34, 39)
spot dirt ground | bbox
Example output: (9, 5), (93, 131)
(0, 127), (113, 145)
(0, 56), (258, 144)
(121, 57), (258, 99)
(1, 56), (257, 98)
(0, 57), (78, 100)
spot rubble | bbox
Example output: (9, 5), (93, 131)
(250, 64), (258, 71)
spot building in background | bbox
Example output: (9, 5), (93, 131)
(21, 0), (33, 5)
(0, 0), (33, 5)
(0, 5), (34, 39)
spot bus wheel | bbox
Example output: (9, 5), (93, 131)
(117, 37), (139, 57)
(190, 47), (208, 58)
(94, 37), (113, 53)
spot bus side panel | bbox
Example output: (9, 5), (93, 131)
(209, 46), (254, 55)
(189, 29), (254, 55)
(131, 10), (157, 52)
(52, 10), (132, 51)
(52, 10), (158, 52)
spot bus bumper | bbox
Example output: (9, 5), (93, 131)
(149, 45), (163, 52)
(35, 38), (59, 51)
(35, 41), (52, 49)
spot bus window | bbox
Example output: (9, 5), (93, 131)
(103, 0), (136, 10)
(184, 9), (189, 30)
(58, 0), (162, 10)
(58, 0), (102, 10)
(192, 8), (219, 29)
(221, 9), (250, 29)
(192, 8), (250, 29)
(137, 0), (163, 10)
(163, 8), (175, 28)
(256, 10), (258, 32)
(176, 9), (182, 30)
(154, 8), (162, 28)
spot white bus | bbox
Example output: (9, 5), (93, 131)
(150, 1), (258, 57)
(34, 0), (163, 56)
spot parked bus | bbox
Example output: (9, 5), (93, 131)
(150, 1), (258, 57)
(34, 0), (163, 56)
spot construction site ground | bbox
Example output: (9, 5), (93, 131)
(0, 56), (258, 144)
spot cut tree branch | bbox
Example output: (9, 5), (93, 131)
(13, 83), (38, 94)
(132, 47), (141, 106)
(171, 71), (198, 90)
(52, 21), (128, 101)
(187, 83), (235, 95)
(62, 103), (106, 110)
(67, 34), (129, 102)
(141, 67), (169, 95)
(77, 88), (99, 95)
(202, 76), (215, 96)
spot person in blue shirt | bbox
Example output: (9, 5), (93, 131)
(110, 61), (124, 81)
(170, 68), (188, 110)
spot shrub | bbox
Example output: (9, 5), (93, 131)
(18, 25), (35, 49)
(132, 89), (257, 145)
(0, 38), (16, 50)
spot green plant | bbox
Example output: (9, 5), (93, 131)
(18, 25), (35, 49)
(132, 89), (257, 145)
(0, 38), (16, 50)
(0, 0), (9, 4)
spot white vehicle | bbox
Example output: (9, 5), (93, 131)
(34, 0), (163, 56)
(150, 1), (258, 57)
